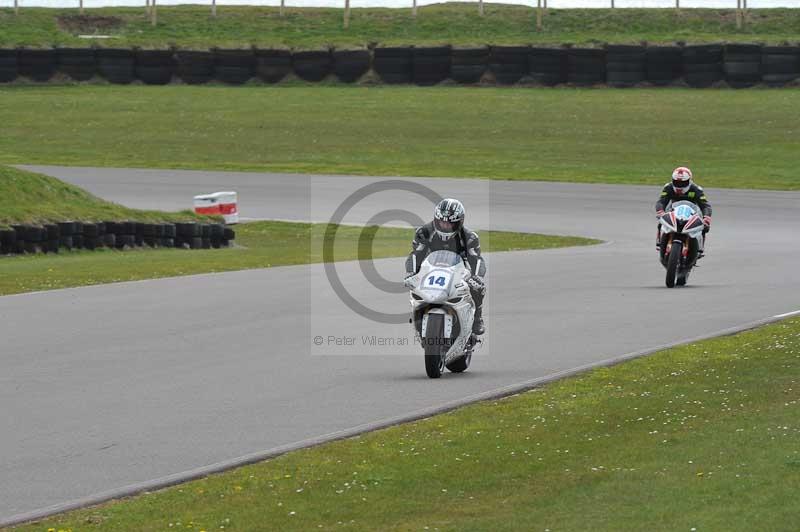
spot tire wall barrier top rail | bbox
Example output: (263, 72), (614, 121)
(0, 45), (798, 87)
(0, 222), (235, 256)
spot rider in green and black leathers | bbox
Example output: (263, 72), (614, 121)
(656, 166), (713, 256)
(405, 199), (486, 336)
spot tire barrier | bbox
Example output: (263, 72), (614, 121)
(0, 222), (234, 256)
(373, 47), (412, 84)
(214, 49), (255, 85)
(724, 43), (762, 88)
(412, 46), (451, 85)
(646, 46), (683, 86)
(528, 47), (566, 86)
(136, 50), (175, 85)
(255, 49), (291, 83)
(97, 48), (135, 84)
(17, 49), (56, 82)
(606, 45), (646, 87)
(490, 46), (529, 85)
(56, 48), (96, 81)
(568, 48), (606, 86)
(0, 45), (799, 87)
(761, 46), (800, 86)
(292, 50), (332, 82)
(451, 47), (488, 84)
(683, 44), (723, 88)
(332, 50), (370, 83)
(176, 50), (215, 85)
(0, 49), (16, 83)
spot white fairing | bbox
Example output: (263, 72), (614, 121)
(407, 250), (476, 364)
(659, 201), (705, 241)
(658, 200), (705, 259)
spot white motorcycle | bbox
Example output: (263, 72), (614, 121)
(405, 250), (480, 378)
(657, 200), (706, 288)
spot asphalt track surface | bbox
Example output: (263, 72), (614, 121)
(3, 166), (799, 524)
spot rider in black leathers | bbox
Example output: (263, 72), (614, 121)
(656, 166), (713, 256)
(405, 199), (486, 335)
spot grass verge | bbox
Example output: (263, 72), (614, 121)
(0, 165), (206, 225)
(0, 221), (596, 296)
(2, 5), (800, 48)
(1, 86), (799, 190)
(10, 318), (800, 531)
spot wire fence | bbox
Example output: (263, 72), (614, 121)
(3, 0), (798, 31)
(4, 0), (799, 7)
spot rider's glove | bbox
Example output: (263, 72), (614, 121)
(404, 273), (417, 289)
(703, 215), (712, 229)
(466, 275), (485, 293)
(656, 210), (665, 219)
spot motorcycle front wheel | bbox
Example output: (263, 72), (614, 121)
(423, 313), (446, 378)
(666, 240), (682, 288)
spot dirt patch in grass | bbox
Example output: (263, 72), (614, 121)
(57, 14), (124, 34)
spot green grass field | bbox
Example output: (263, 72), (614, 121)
(11, 317), (799, 531)
(0, 165), (208, 225)
(0, 220), (595, 295)
(1, 86), (799, 190)
(1, 5), (799, 48)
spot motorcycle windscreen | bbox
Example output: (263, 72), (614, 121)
(424, 250), (462, 268)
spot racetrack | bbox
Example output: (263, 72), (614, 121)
(2, 166), (799, 524)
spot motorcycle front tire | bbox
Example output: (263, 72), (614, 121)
(424, 313), (446, 379)
(666, 241), (682, 288)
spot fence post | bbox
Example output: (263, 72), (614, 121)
(344, 0), (350, 28)
(151, 0), (157, 26)
(412, 0), (417, 17)
(14, 0), (18, 15)
(479, 0), (484, 16)
(280, 0), (284, 17)
(736, 0), (742, 29)
(80, 0), (84, 14)
(536, 0), (543, 31)
(146, 0), (150, 16)
(611, 0), (615, 8)
(675, 0), (679, 11)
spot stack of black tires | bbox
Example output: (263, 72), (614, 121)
(529, 47), (566, 85)
(606, 45), (646, 87)
(646, 46), (683, 86)
(332, 50), (370, 82)
(412, 47), (451, 85)
(0, 222), (235, 256)
(373, 47), (413, 84)
(683, 44), (724, 87)
(451, 48), (489, 84)
(490, 46), (529, 84)
(1, 44), (799, 87)
(568, 48), (605, 85)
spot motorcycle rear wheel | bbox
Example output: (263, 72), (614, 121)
(424, 313), (446, 378)
(666, 241), (682, 288)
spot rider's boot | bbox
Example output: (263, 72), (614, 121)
(472, 304), (485, 336)
(698, 231), (708, 259)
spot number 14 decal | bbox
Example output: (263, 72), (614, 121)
(427, 275), (447, 287)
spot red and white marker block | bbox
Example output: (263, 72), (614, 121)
(194, 191), (239, 224)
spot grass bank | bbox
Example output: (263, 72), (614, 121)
(2, 5), (800, 48)
(1, 86), (799, 190)
(0, 220), (595, 295)
(11, 317), (800, 531)
(0, 165), (204, 225)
